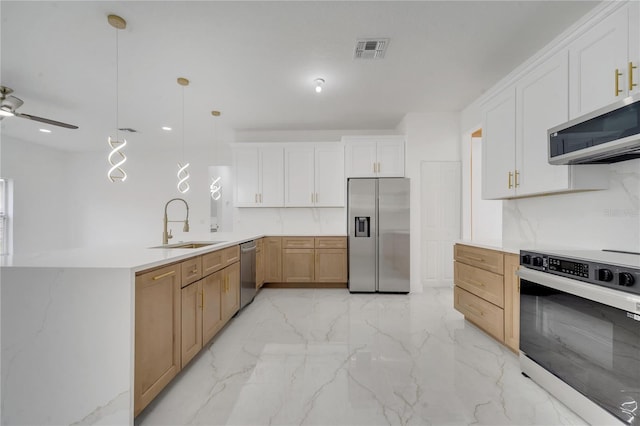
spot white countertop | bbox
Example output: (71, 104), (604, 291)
(0, 232), (348, 271)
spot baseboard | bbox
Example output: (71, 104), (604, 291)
(262, 282), (348, 289)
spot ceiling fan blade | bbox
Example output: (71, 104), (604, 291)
(14, 112), (78, 129)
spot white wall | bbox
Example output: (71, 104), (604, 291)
(67, 145), (228, 247)
(0, 137), (72, 254)
(397, 112), (460, 292)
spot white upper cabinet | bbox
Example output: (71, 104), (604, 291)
(482, 87), (516, 199)
(344, 136), (405, 177)
(482, 51), (608, 199)
(569, 3), (639, 118)
(284, 143), (345, 207)
(233, 145), (284, 207)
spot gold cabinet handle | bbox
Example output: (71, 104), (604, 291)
(260, 193), (263, 203)
(200, 292), (204, 309)
(508, 171), (513, 189)
(377, 162), (381, 173)
(191, 268), (198, 274)
(254, 194), (258, 203)
(515, 170), (520, 188)
(615, 68), (623, 96)
(629, 62), (637, 91)
(373, 162), (376, 173)
(152, 270), (175, 280)
(315, 193), (318, 203)
(311, 193), (314, 203)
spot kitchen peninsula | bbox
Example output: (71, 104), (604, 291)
(0, 232), (344, 425)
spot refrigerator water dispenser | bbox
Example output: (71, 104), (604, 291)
(355, 217), (370, 237)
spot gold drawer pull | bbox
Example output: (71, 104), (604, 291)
(200, 292), (204, 309)
(190, 268), (198, 274)
(508, 171), (513, 189)
(152, 270), (175, 280)
(466, 304), (484, 317)
(629, 62), (637, 91)
(469, 279), (485, 288)
(464, 255), (485, 262)
(515, 170), (520, 188)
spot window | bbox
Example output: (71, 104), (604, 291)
(0, 178), (10, 255)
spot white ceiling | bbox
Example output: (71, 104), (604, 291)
(1, 1), (598, 152)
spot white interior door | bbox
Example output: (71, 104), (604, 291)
(421, 161), (460, 287)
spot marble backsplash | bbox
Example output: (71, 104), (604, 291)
(503, 159), (640, 252)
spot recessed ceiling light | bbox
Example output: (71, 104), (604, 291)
(39, 128), (52, 133)
(162, 126), (172, 131)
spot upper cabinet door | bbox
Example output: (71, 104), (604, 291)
(234, 147), (260, 207)
(376, 138), (405, 177)
(482, 87), (516, 200)
(569, 5), (629, 119)
(284, 146), (315, 207)
(345, 141), (377, 177)
(314, 143), (345, 207)
(259, 147), (284, 207)
(516, 51), (570, 196)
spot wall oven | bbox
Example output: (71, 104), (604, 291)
(518, 250), (640, 425)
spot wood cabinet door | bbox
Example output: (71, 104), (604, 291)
(481, 87), (516, 200)
(284, 146), (315, 207)
(234, 147), (260, 207)
(222, 262), (240, 321)
(569, 4), (629, 118)
(314, 143), (345, 207)
(345, 140), (377, 177)
(202, 271), (223, 345)
(376, 138), (405, 177)
(134, 264), (181, 416)
(256, 240), (264, 288)
(516, 50), (570, 196)
(282, 248), (315, 282)
(259, 147), (284, 207)
(181, 280), (203, 368)
(503, 254), (520, 354)
(264, 237), (282, 283)
(315, 249), (347, 283)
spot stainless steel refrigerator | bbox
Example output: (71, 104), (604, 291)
(348, 178), (410, 293)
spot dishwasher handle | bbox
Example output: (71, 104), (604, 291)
(240, 241), (256, 253)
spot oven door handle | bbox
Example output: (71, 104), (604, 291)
(518, 267), (640, 314)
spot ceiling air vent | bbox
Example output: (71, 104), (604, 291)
(354, 38), (389, 59)
(118, 127), (137, 133)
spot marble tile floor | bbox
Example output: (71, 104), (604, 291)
(135, 287), (587, 426)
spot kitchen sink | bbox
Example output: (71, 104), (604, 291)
(150, 241), (227, 249)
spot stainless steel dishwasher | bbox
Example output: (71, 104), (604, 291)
(239, 240), (257, 310)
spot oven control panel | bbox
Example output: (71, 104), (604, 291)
(520, 250), (640, 295)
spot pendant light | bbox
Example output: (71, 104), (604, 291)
(210, 110), (222, 200)
(176, 77), (190, 194)
(107, 14), (127, 183)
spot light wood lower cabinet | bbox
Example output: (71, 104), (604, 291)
(181, 280), (203, 368)
(222, 262), (240, 322)
(503, 253), (520, 353)
(266, 236), (347, 285)
(134, 264), (182, 416)
(283, 248), (315, 282)
(315, 248), (347, 282)
(264, 237), (283, 282)
(453, 243), (520, 353)
(256, 238), (264, 288)
(202, 270), (223, 344)
(135, 245), (241, 417)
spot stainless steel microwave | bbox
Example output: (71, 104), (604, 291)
(548, 92), (640, 165)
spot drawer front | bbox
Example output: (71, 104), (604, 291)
(202, 250), (225, 276)
(454, 262), (504, 308)
(315, 237), (347, 249)
(454, 286), (504, 342)
(454, 244), (503, 275)
(256, 238), (264, 252)
(181, 257), (202, 287)
(223, 245), (240, 265)
(282, 237), (314, 249)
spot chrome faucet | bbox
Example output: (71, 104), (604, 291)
(163, 198), (190, 244)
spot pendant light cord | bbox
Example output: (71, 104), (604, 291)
(115, 28), (119, 142)
(181, 86), (185, 163)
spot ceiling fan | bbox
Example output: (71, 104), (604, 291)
(0, 86), (78, 129)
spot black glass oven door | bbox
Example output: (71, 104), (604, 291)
(520, 279), (640, 425)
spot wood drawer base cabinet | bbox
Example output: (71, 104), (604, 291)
(453, 244), (520, 353)
(266, 236), (347, 286)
